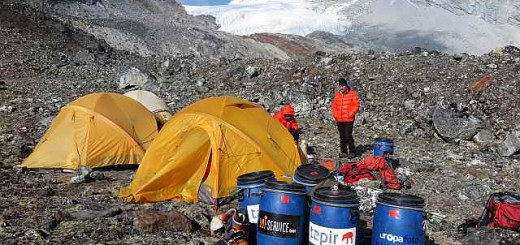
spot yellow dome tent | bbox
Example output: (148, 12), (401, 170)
(120, 96), (304, 203)
(22, 93), (158, 170)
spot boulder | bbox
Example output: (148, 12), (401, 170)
(118, 68), (159, 91)
(497, 131), (520, 157)
(134, 210), (193, 233)
(433, 107), (484, 143)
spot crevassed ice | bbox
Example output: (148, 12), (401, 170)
(183, 0), (358, 35)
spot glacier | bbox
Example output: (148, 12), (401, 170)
(180, 0), (520, 54)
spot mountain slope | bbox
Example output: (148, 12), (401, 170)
(183, 0), (520, 54)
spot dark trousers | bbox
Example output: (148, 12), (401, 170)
(337, 121), (355, 154)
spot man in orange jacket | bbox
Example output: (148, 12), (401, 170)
(274, 104), (300, 141)
(351, 151), (402, 190)
(331, 78), (360, 158)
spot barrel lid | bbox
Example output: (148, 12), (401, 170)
(237, 170), (275, 185)
(377, 193), (425, 209)
(264, 181), (307, 194)
(295, 164), (331, 182)
(374, 138), (394, 143)
(312, 187), (359, 205)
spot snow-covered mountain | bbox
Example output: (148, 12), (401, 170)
(181, 0), (520, 54)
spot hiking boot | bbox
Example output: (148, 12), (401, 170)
(339, 153), (348, 158)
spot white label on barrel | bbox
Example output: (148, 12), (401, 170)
(247, 204), (260, 224)
(309, 222), (356, 245)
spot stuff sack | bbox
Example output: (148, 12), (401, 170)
(479, 192), (520, 231)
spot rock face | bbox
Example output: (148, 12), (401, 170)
(433, 107), (484, 142)
(12, 0), (356, 59)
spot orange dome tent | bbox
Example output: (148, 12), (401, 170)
(120, 96), (305, 203)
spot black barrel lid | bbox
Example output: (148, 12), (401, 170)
(295, 164), (331, 182)
(237, 170), (275, 185)
(374, 138), (394, 143)
(312, 187), (359, 204)
(264, 181), (307, 194)
(377, 193), (425, 209)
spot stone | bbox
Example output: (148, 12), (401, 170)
(78, 166), (92, 177)
(119, 67), (148, 89)
(88, 171), (105, 180)
(513, 65), (520, 75)
(69, 175), (88, 184)
(134, 210), (193, 233)
(404, 99), (416, 110)
(70, 207), (122, 221)
(245, 65), (260, 78)
(468, 75), (494, 92)
(433, 107), (484, 142)
(497, 131), (520, 157)
(486, 63), (498, 69)
(398, 120), (417, 136)
(473, 129), (496, 145)
(0, 105), (14, 113)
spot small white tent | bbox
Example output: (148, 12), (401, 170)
(124, 90), (172, 124)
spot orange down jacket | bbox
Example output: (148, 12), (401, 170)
(356, 155), (402, 190)
(331, 89), (360, 122)
(274, 105), (299, 131)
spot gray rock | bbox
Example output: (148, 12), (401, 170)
(119, 67), (147, 89)
(404, 99), (416, 110)
(78, 166), (92, 177)
(433, 107), (484, 142)
(473, 129), (496, 145)
(69, 175), (88, 184)
(69, 207), (122, 221)
(487, 63), (498, 69)
(88, 171), (105, 180)
(118, 67), (159, 92)
(398, 120), (417, 135)
(245, 65), (260, 78)
(497, 131), (520, 156)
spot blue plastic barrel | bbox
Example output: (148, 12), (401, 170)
(309, 186), (360, 245)
(373, 138), (394, 157)
(257, 181), (307, 245)
(372, 193), (425, 245)
(237, 170), (276, 225)
(293, 164), (331, 194)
